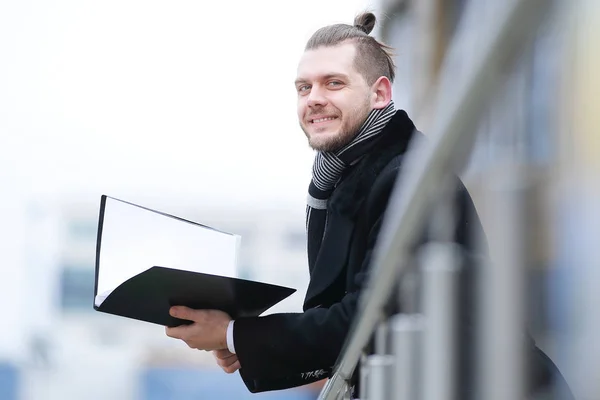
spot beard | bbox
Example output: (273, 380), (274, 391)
(302, 98), (372, 152)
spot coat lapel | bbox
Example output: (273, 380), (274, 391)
(304, 110), (416, 307)
(304, 206), (357, 305)
(303, 150), (376, 306)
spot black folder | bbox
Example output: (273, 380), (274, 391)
(93, 195), (296, 327)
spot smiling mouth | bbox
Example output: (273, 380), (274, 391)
(310, 116), (338, 124)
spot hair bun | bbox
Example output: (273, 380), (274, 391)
(354, 12), (376, 34)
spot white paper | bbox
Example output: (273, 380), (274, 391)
(95, 197), (240, 307)
(94, 290), (112, 307)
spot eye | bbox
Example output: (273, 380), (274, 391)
(327, 80), (344, 88)
(297, 84), (311, 94)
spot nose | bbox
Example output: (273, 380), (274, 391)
(307, 86), (327, 108)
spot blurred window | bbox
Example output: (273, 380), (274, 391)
(67, 220), (98, 243)
(59, 266), (95, 311)
(285, 230), (306, 251)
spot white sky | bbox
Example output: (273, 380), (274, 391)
(0, 0), (376, 209)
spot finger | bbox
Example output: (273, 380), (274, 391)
(165, 326), (185, 339)
(213, 349), (235, 360)
(217, 354), (238, 368)
(165, 321), (194, 338)
(223, 360), (241, 374)
(169, 306), (198, 321)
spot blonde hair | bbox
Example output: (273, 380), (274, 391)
(305, 12), (396, 85)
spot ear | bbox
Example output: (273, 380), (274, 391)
(370, 76), (393, 109)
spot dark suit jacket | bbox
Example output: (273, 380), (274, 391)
(233, 110), (572, 399)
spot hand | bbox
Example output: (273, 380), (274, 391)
(213, 349), (241, 374)
(165, 306), (231, 351)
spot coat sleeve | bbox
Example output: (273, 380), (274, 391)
(233, 215), (385, 393)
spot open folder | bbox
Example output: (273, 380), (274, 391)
(93, 195), (296, 327)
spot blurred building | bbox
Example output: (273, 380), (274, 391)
(0, 193), (315, 400)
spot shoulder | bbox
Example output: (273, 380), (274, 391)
(364, 153), (405, 220)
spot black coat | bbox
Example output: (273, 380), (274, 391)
(233, 110), (572, 399)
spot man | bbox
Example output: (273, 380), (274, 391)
(165, 12), (572, 399)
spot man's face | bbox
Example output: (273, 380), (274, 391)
(295, 42), (374, 152)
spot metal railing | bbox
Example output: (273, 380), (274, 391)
(317, 0), (554, 399)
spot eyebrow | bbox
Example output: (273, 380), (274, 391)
(294, 73), (350, 86)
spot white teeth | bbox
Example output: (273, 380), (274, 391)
(312, 117), (336, 123)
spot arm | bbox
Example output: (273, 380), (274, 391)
(165, 208), (386, 392)
(163, 211), (384, 392)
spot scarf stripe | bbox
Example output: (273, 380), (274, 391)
(310, 101), (396, 199)
(336, 104), (396, 160)
(306, 102), (396, 270)
(312, 153), (346, 191)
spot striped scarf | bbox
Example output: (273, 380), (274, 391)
(306, 101), (396, 268)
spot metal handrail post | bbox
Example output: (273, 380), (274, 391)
(420, 243), (460, 400)
(390, 314), (424, 400)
